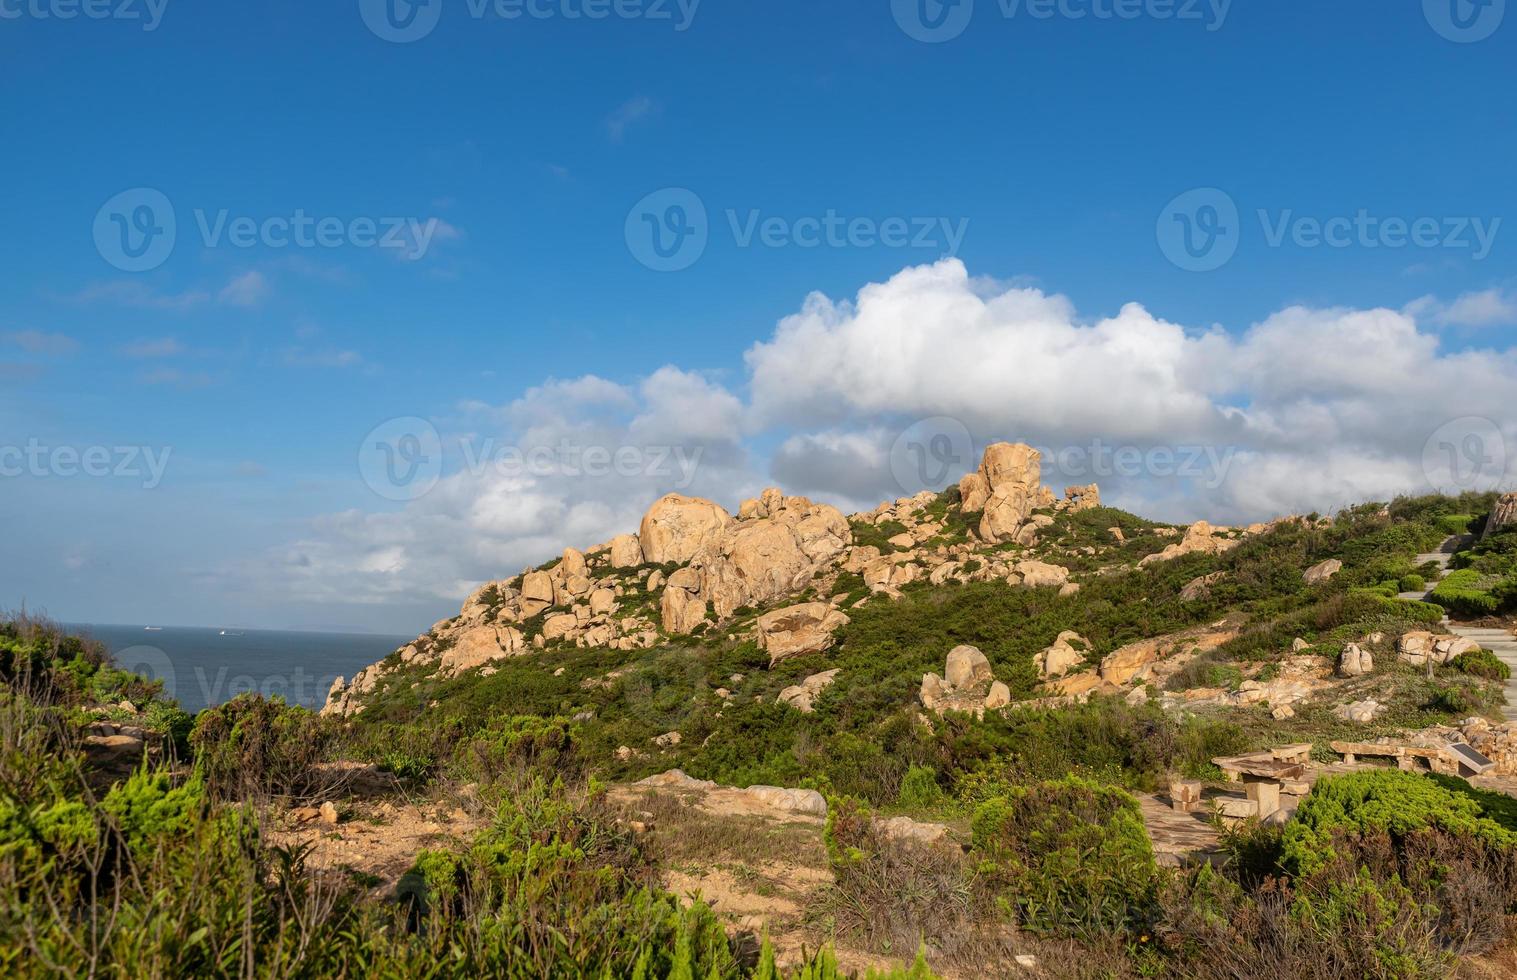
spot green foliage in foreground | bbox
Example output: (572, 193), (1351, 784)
(970, 776), (1158, 937)
(1281, 769), (1517, 877)
(1429, 568), (1503, 617)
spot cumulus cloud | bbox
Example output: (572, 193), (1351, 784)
(745, 259), (1517, 522)
(247, 259), (1517, 614)
(1406, 288), (1517, 328)
(238, 367), (759, 613)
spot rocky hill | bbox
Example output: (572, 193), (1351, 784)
(325, 441), (1270, 717)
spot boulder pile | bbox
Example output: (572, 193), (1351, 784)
(920, 645), (1011, 718)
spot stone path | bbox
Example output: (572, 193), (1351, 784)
(1396, 535), (1517, 716)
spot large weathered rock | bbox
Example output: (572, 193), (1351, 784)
(699, 519), (814, 618)
(945, 644), (994, 688)
(1035, 631), (1088, 678)
(1334, 699), (1385, 724)
(1397, 631), (1480, 667)
(1062, 484), (1100, 513)
(1014, 560), (1070, 589)
(756, 602), (850, 664)
(1138, 521), (1238, 566)
(958, 471), (991, 513)
(975, 443), (1043, 545)
(660, 567), (708, 633)
(922, 644), (1008, 717)
(1486, 492), (1517, 540)
(607, 533), (642, 568)
(1180, 572), (1226, 601)
(438, 624), (527, 674)
(1338, 642), (1373, 677)
(777, 668), (841, 713)
(520, 570), (555, 616)
(639, 494), (732, 565)
(1303, 559), (1343, 585)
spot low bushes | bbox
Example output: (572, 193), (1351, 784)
(970, 776), (1158, 937)
(1429, 569), (1502, 617)
(189, 694), (331, 800)
(1451, 647), (1511, 681)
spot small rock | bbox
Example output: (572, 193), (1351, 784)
(1303, 559), (1343, 585)
(318, 802), (339, 826)
(653, 731), (682, 748)
(1271, 704), (1295, 720)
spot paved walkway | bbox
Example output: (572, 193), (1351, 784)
(1396, 535), (1517, 716)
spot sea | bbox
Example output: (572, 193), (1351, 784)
(67, 624), (414, 714)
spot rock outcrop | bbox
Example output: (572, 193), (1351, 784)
(1303, 559), (1343, 585)
(921, 645), (1011, 717)
(1139, 521), (1239, 566)
(1337, 642), (1373, 677)
(975, 443), (1044, 545)
(1486, 492), (1517, 540)
(756, 602), (850, 664)
(1398, 631), (1480, 667)
(639, 494), (732, 565)
(777, 668), (841, 713)
(1034, 631), (1088, 678)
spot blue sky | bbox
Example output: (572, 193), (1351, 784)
(3, 0), (1515, 633)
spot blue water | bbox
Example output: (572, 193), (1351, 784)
(69, 624), (413, 714)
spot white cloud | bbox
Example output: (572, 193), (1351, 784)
(1406, 288), (1517, 328)
(245, 259), (1517, 613)
(4, 330), (77, 355)
(219, 270), (269, 307)
(605, 96), (656, 142)
(121, 337), (184, 358)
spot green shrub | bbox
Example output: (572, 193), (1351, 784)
(1428, 569), (1501, 617)
(1281, 770), (1515, 877)
(189, 694), (330, 800)
(1451, 648), (1511, 681)
(896, 765), (944, 810)
(970, 776), (1158, 937)
(1398, 573), (1426, 593)
(1436, 514), (1475, 536)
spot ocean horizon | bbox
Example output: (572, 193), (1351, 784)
(69, 623), (413, 714)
